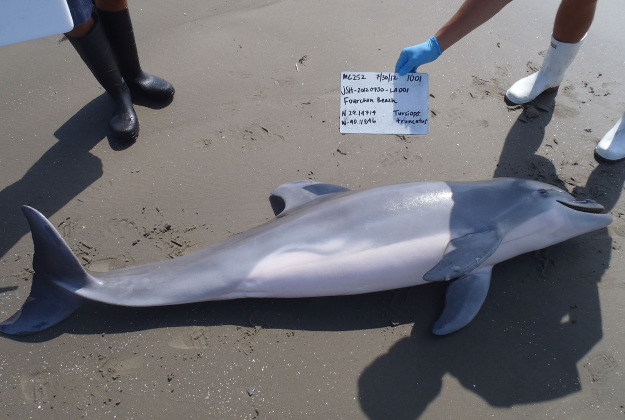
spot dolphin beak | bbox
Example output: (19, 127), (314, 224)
(557, 199), (605, 214)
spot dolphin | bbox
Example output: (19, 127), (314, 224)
(0, 178), (611, 336)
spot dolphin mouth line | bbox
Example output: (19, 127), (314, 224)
(557, 199), (605, 214)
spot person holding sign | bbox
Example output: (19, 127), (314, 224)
(395, 0), (625, 162)
(65, 0), (175, 142)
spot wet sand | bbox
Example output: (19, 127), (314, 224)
(1, 0), (624, 418)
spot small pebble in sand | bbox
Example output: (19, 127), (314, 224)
(524, 106), (540, 119)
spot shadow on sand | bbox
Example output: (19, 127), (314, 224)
(356, 92), (624, 418)
(0, 94), (127, 262)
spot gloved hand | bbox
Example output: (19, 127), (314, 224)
(395, 36), (442, 75)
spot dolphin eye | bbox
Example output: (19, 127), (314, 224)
(537, 189), (548, 195)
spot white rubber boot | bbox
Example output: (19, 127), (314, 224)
(595, 112), (625, 161)
(506, 35), (585, 104)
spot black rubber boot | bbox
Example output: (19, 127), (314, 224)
(97, 8), (175, 104)
(68, 17), (139, 142)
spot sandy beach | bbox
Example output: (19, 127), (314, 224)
(1, 0), (624, 418)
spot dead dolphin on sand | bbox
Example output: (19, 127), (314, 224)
(0, 178), (611, 335)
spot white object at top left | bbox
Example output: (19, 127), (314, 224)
(0, 0), (74, 47)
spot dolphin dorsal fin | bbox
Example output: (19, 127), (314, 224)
(269, 181), (350, 216)
(432, 267), (492, 335)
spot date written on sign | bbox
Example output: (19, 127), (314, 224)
(340, 72), (428, 135)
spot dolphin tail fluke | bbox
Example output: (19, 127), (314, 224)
(0, 207), (87, 335)
(431, 267), (492, 335)
(0, 271), (85, 335)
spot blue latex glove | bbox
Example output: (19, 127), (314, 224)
(395, 36), (442, 75)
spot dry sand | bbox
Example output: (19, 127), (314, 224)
(1, 0), (624, 418)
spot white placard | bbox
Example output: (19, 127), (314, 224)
(0, 0), (74, 47)
(340, 72), (429, 135)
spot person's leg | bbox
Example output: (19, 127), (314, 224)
(65, 0), (95, 33)
(553, 0), (597, 43)
(595, 112), (625, 161)
(95, 0), (128, 12)
(95, 0), (175, 103)
(553, 1), (625, 162)
(65, 18), (94, 39)
(65, 5), (139, 142)
(505, 0), (597, 104)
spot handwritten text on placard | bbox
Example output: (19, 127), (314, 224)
(340, 72), (428, 135)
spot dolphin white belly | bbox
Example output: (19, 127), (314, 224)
(238, 234), (451, 298)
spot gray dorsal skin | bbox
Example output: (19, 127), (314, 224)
(0, 178), (613, 336)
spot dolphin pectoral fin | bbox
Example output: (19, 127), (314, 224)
(431, 267), (492, 335)
(270, 181), (350, 216)
(423, 227), (502, 281)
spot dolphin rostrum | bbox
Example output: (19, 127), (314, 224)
(0, 178), (612, 336)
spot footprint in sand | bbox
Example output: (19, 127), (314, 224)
(168, 328), (212, 350)
(98, 356), (144, 381)
(87, 254), (135, 273)
(20, 371), (53, 406)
